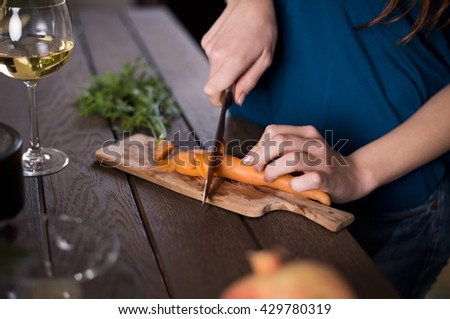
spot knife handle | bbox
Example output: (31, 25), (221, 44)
(220, 85), (235, 107)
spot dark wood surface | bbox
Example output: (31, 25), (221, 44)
(0, 6), (399, 298)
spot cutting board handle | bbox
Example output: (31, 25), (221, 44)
(265, 199), (354, 232)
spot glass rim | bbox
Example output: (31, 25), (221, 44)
(1, 0), (67, 9)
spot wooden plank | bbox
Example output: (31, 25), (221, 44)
(135, 181), (259, 298)
(25, 11), (168, 298)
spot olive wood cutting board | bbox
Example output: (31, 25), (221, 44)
(95, 134), (354, 232)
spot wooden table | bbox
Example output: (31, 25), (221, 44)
(0, 6), (399, 298)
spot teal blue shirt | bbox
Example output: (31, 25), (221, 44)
(230, 0), (450, 213)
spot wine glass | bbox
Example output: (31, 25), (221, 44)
(0, 214), (120, 298)
(0, 0), (74, 176)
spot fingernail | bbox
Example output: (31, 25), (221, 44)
(241, 155), (254, 165)
(263, 176), (271, 183)
(204, 84), (212, 95)
(238, 93), (246, 106)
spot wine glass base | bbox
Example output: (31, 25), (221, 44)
(22, 147), (69, 177)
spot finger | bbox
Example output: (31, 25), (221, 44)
(205, 32), (272, 106)
(243, 124), (323, 164)
(263, 152), (303, 182)
(201, 17), (228, 53)
(204, 53), (254, 106)
(242, 132), (291, 171)
(200, 5), (231, 51)
(201, 23), (220, 51)
(290, 172), (328, 193)
(264, 151), (328, 183)
(234, 49), (273, 106)
(264, 145), (330, 184)
(244, 133), (325, 172)
(204, 70), (238, 106)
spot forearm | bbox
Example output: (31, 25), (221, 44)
(350, 84), (450, 195)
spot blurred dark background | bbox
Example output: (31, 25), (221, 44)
(165, 0), (225, 43)
(68, 0), (225, 44)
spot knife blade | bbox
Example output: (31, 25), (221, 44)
(202, 86), (234, 204)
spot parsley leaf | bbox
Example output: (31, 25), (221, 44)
(77, 58), (179, 139)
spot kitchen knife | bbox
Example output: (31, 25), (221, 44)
(202, 86), (234, 204)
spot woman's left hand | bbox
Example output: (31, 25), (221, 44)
(242, 125), (373, 203)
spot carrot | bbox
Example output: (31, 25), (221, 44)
(154, 140), (175, 162)
(197, 153), (331, 206)
(156, 150), (331, 206)
(172, 149), (206, 177)
(154, 157), (176, 172)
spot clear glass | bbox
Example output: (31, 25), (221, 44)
(0, 0), (74, 176)
(0, 214), (120, 298)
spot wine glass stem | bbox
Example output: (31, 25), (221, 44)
(25, 80), (42, 152)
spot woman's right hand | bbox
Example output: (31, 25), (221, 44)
(201, 0), (277, 106)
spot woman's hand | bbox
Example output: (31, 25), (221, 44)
(241, 86), (450, 204)
(242, 125), (375, 204)
(201, 0), (277, 106)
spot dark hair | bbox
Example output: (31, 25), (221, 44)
(367, 0), (450, 43)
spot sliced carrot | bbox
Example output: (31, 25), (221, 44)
(175, 166), (200, 176)
(172, 150), (207, 177)
(157, 150), (331, 206)
(173, 151), (197, 169)
(154, 140), (175, 162)
(195, 151), (218, 179)
(154, 157), (176, 172)
(198, 153), (331, 206)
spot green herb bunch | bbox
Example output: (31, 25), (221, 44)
(78, 58), (179, 140)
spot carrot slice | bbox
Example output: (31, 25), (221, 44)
(173, 151), (197, 169)
(172, 150), (207, 177)
(175, 166), (200, 176)
(154, 140), (175, 162)
(155, 157), (176, 172)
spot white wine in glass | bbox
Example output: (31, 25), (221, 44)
(0, 0), (74, 176)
